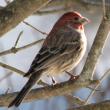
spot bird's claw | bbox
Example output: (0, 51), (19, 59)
(65, 71), (79, 81)
(37, 80), (49, 86)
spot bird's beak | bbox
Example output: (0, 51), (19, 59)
(80, 17), (90, 25)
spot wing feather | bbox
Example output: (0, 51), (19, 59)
(25, 25), (81, 76)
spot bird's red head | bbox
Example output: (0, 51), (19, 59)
(43, 12), (89, 46)
(54, 12), (89, 30)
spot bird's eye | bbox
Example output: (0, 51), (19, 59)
(74, 17), (79, 21)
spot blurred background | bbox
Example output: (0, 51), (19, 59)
(0, 0), (110, 110)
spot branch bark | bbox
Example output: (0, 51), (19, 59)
(0, 79), (93, 107)
(0, 39), (44, 56)
(68, 100), (110, 110)
(79, 6), (110, 81)
(0, 0), (102, 37)
(0, 62), (25, 76)
(0, 0), (51, 37)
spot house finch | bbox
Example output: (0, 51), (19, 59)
(8, 11), (89, 107)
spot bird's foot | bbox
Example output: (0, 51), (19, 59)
(65, 71), (79, 81)
(37, 80), (49, 86)
(51, 77), (56, 85)
(37, 77), (57, 86)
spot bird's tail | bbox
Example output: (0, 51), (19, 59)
(8, 72), (42, 108)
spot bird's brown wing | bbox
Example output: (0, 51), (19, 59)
(24, 26), (80, 77)
(24, 46), (67, 77)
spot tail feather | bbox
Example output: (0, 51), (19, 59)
(8, 72), (42, 107)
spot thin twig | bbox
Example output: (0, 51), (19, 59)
(35, 7), (70, 15)
(68, 100), (110, 110)
(14, 31), (23, 47)
(86, 86), (102, 92)
(0, 39), (44, 56)
(16, 39), (44, 51)
(5, 88), (10, 95)
(0, 62), (25, 76)
(4, 0), (11, 5)
(0, 38), (44, 76)
(23, 21), (48, 35)
(84, 69), (110, 104)
(102, 0), (106, 18)
(65, 94), (85, 105)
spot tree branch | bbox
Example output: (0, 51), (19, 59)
(0, 62), (25, 76)
(0, 39), (44, 56)
(0, 0), (52, 37)
(79, 4), (110, 81)
(23, 21), (48, 35)
(0, 0), (104, 37)
(0, 38), (44, 76)
(0, 79), (94, 107)
(68, 100), (110, 110)
(84, 69), (110, 104)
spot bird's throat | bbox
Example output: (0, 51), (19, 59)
(73, 24), (84, 30)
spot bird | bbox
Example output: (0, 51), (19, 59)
(8, 11), (89, 107)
